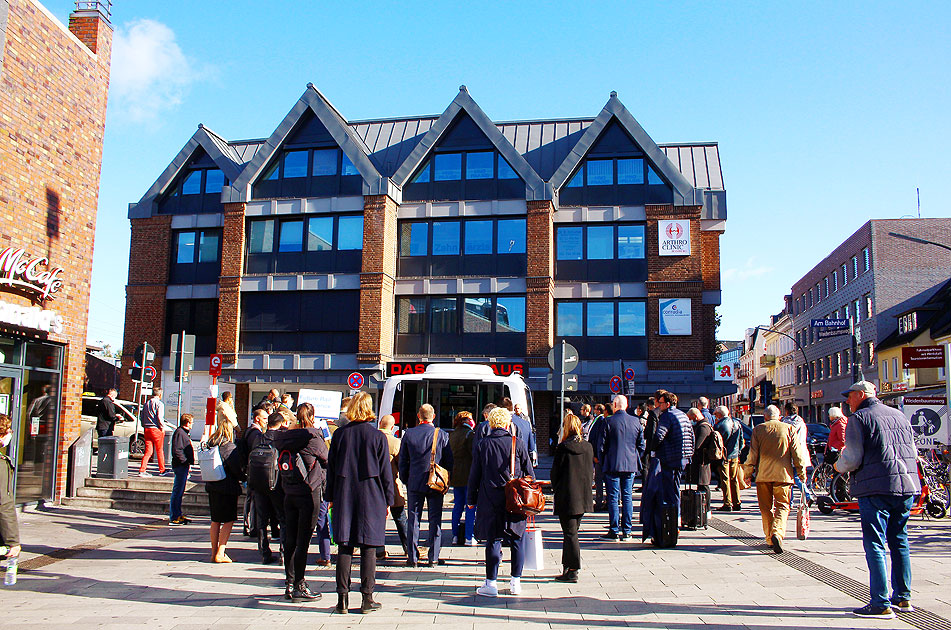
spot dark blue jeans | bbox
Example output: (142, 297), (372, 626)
(857, 494), (914, 608)
(605, 472), (634, 535)
(407, 491), (443, 564)
(169, 465), (188, 520)
(485, 532), (524, 580)
(314, 500), (332, 561)
(451, 486), (475, 541)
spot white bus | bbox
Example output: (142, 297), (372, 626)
(379, 363), (534, 434)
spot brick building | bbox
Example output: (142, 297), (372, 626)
(0, 0), (112, 502)
(122, 85), (730, 442)
(789, 219), (951, 421)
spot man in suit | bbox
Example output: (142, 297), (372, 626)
(598, 395), (646, 540)
(399, 404), (453, 567)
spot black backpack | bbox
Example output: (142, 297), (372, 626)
(248, 434), (279, 492)
(277, 448), (315, 487)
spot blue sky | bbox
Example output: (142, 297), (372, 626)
(46, 1), (950, 350)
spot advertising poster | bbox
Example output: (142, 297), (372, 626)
(659, 298), (692, 335)
(658, 219), (691, 256)
(903, 396), (949, 449)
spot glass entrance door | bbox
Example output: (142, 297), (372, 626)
(19, 368), (59, 502)
(0, 369), (21, 499)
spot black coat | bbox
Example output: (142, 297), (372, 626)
(449, 425), (474, 487)
(326, 420), (394, 547)
(204, 441), (245, 496)
(552, 437), (594, 516)
(688, 420), (714, 486)
(273, 427), (328, 498)
(468, 428), (534, 540)
(96, 396), (117, 435)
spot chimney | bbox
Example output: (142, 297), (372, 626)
(68, 1), (112, 54)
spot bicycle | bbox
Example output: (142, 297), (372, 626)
(809, 448), (838, 496)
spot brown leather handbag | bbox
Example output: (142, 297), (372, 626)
(504, 435), (545, 516)
(426, 427), (450, 494)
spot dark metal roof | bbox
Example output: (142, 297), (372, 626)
(876, 279), (951, 351)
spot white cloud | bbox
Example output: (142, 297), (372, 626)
(110, 19), (202, 122)
(722, 256), (775, 282)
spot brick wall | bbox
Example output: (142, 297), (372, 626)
(0, 1), (111, 501)
(526, 200), (554, 366)
(358, 194), (398, 364)
(217, 202), (246, 361)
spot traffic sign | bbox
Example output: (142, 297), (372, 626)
(624, 368), (635, 381)
(209, 353), (223, 377)
(131, 365), (157, 383)
(609, 375), (622, 394)
(133, 342), (155, 367)
(347, 372), (365, 390)
(902, 346), (945, 369)
(546, 374), (578, 391)
(548, 343), (579, 373)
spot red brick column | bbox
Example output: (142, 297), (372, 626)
(700, 229), (724, 362)
(526, 200), (554, 367)
(218, 203), (246, 361)
(358, 194), (398, 364)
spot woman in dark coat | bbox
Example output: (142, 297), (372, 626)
(449, 411), (475, 546)
(467, 407), (534, 598)
(687, 408), (714, 511)
(272, 403), (329, 603)
(551, 412), (593, 583)
(204, 420), (246, 563)
(326, 391), (394, 614)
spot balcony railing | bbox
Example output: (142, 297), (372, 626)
(75, 1), (111, 19)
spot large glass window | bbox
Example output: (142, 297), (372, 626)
(181, 170), (202, 195)
(246, 215), (362, 274)
(617, 158), (644, 184)
(400, 223), (429, 257)
(560, 156), (672, 206)
(557, 227), (584, 260)
(497, 156), (518, 179)
(204, 169), (225, 194)
(430, 298), (457, 333)
(337, 215), (363, 250)
(586, 159), (613, 185)
(496, 296), (526, 333)
(240, 290), (359, 353)
(557, 302), (583, 336)
(253, 147), (362, 199)
(307, 217), (333, 251)
(587, 302), (614, 336)
(466, 152), (494, 179)
(404, 150), (524, 201)
(497, 219), (526, 254)
(283, 151), (308, 178)
(463, 297), (493, 333)
(434, 153), (462, 181)
(176, 232), (196, 264)
(278, 220), (304, 252)
(341, 153), (359, 176)
(249, 220), (275, 254)
(587, 226), (614, 260)
(311, 149), (338, 176)
(398, 298), (426, 334)
(617, 225), (645, 259)
(171, 229), (221, 283)
(198, 232), (219, 262)
(400, 218), (525, 276)
(618, 301), (646, 336)
(432, 222), (460, 256)
(464, 220), (492, 255)
(396, 295), (527, 356)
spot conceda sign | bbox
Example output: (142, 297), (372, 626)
(0, 246), (65, 300)
(658, 220), (691, 256)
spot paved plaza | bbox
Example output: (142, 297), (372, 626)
(2, 481), (951, 630)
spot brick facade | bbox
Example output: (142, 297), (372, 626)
(217, 202), (246, 362)
(358, 194), (398, 364)
(526, 200), (554, 367)
(0, 0), (111, 501)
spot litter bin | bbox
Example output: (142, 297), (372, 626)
(163, 429), (173, 465)
(67, 429), (94, 496)
(96, 436), (129, 479)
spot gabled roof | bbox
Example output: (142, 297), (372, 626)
(549, 92), (704, 207)
(128, 125), (249, 219)
(224, 84), (387, 202)
(390, 86), (549, 201)
(877, 279), (951, 351)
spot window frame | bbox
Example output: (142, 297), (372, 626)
(169, 228), (222, 284)
(245, 214), (364, 275)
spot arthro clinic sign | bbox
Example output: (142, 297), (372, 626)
(659, 298), (692, 335)
(658, 220), (691, 256)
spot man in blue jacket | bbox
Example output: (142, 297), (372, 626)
(835, 381), (920, 620)
(399, 404), (453, 567)
(641, 390), (694, 545)
(598, 395), (646, 540)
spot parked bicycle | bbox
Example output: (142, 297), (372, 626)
(809, 447), (838, 496)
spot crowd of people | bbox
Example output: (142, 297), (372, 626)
(91, 378), (922, 620)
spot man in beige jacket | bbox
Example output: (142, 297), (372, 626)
(745, 405), (808, 553)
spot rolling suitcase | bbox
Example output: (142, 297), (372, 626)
(680, 483), (708, 531)
(654, 505), (680, 548)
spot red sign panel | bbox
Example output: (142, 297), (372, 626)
(385, 362), (524, 378)
(205, 397), (216, 426)
(811, 390), (824, 399)
(209, 353), (223, 377)
(902, 346), (945, 369)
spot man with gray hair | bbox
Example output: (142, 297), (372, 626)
(598, 395), (645, 540)
(713, 406), (744, 511)
(698, 397), (715, 425)
(747, 404), (808, 553)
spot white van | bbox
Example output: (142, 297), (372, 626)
(378, 363), (534, 433)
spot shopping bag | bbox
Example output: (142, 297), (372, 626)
(523, 521), (545, 571)
(796, 495), (810, 540)
(198, 444), (226, 482)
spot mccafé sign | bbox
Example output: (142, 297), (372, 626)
(0, 247), (65, 300)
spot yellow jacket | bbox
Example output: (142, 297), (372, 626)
(745, 420), (807, 483)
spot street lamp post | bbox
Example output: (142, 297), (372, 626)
(888, 232), (951, 253)
(756, 325), (813, 421)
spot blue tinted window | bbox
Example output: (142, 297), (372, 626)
(204, 169), (225, 193)
(312, 149), (338, 176)
(498, 156), (518, 180)
(248, 220), (274, 253)
(262, 161), (279, 181)
(496, 297), (526, 333)
(497, 219), (525, 254)
(557, 302), (583, 336)
(412, 160), (431, 183)
(307, 217), (333, 251)
(198, 232), (219, 262)
(337, 215), (363, 250)
(283, 151), (308, 178)
(398, 298), (426, 334)
(647, 164), (664, 185)
(587, 226), (614, 260)
(587, 302), (614, 336)
(431, 298), (457, 334)
(617, 159), (644, 184)
(464, 297), (493, 333)
(433, 153), (462, 181)
(466, 152), (494, 179)
(176, 232), (196, 263)
(341, 153), (359, 176)
(557, 227), (583, 260)
(465, 220), (492, 254)
(565, 167), (584, 188)
(400, 223), (428, 257)
(278, 220), (304, 252)
(432, 221), (460, 256)
(618, 225), (645, 259)
(587, 159), (613, 185)
(181, 171), (202, 195)
(618, 301), (646, 336)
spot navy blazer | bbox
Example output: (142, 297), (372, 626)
(600, 410), (646, 475)
(398, 422), (453, 494)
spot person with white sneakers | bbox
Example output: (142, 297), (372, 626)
(467, 407), (534, 597)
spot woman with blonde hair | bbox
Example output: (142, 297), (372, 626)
(327, 391), (394, 613)
(551, 412), (593, 582)
(204, 419), (245, 563)
(468, 407), (534, 597)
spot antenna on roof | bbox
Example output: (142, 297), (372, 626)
(307, 82), (314, 89)
(459, 85), (468, 93)
(610, 91), (618, 98)
(917, 187), (921, 218)
(197, 123), (204, 129)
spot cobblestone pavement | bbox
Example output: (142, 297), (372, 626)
(1, 486), (950, 630)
